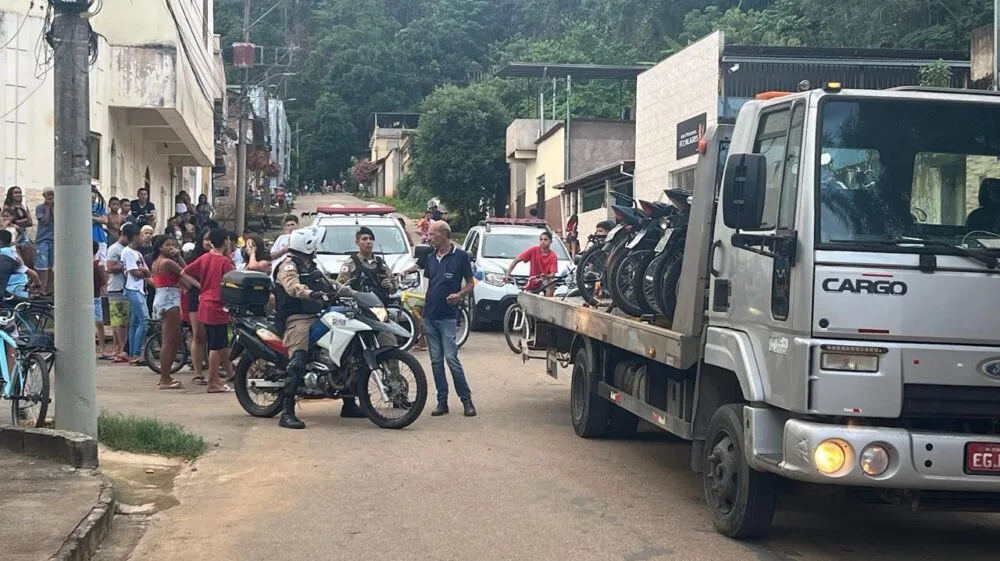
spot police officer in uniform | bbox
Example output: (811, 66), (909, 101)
(337, 226), (401, 354)
(272, 227), (363, 430)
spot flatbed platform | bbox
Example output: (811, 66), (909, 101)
(517, 293), (701, 369)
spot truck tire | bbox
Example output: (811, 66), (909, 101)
(570, 348), (610, 438)
(608, 407), (639, 438)
(703, 404), (778, 539)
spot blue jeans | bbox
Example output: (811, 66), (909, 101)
(125, 289), (149, 357)
(423, 318), (471, 403)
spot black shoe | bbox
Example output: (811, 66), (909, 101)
(462, 398), (477, 417)
(340, 398), (365, 418)
(431, 402), (449, 416)
(278, 398), (305, 429)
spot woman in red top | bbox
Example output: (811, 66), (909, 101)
(151, 235), (200, 390)
(183, 228), (236, 393)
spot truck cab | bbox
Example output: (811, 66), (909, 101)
(518, 84), (1000, 539)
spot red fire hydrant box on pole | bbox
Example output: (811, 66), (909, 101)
(232, 43), (256, 69)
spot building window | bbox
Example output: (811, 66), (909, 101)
(89, 133), (101, 181)
(581, 183), (605, 212)
(671, 166), (695, 190)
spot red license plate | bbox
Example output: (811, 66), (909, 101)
(965, 442), (1000, 475)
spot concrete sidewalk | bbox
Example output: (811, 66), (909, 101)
(0, 448), (113, 561)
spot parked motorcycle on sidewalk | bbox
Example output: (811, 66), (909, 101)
(224, 271), (428, 430)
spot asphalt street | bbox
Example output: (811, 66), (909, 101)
(88, 194), (1000, 561)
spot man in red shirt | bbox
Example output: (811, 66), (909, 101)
(182, 228), (235, 393)
(503, 230), (558, 296)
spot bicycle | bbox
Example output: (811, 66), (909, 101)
(0, 301), (52, 427)
(502, 273), (569, 356)
(142, 319), (193, 375)
(397, 289), (470, 351)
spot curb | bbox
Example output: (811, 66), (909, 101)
(0, 426), (98, 469)
(50, 472), (116, 561)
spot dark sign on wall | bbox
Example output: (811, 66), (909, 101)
(676, 113), (707, 160)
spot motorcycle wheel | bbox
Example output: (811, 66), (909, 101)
(654, 248), (685, 323)
(607, 245), (651, 317)
(456, 305), (471, 349)
(626, 249), (658, 315)
(641, 250), (669, 314)
(394, 308), (418, 352)
(234, 356), (284, 418)
(356, 348), (428, 429)
(575, 245), (608, 306)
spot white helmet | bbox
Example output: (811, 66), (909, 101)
(287, 227), (323, 256)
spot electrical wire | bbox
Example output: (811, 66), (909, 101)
(0, 1), (36, 50)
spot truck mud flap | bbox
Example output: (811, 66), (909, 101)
(598, 381), (692, 439)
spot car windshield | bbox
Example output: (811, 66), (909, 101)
(817, 97), (1000, 249)
(317, 224), (409, 255)
(482, 232), (569, 259)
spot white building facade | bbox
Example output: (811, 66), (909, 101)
(0, 0), (224, 218)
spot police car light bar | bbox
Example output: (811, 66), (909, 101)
(484, 217), (548, 227)
(313, 204), (396, 216)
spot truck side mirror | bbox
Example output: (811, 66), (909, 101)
(413, 244), (432, 261)
(721, 153), (768, 230)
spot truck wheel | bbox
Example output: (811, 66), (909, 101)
(608, 407), (639, 438)
(703, 404), (778, 539)
(570, 348), (609, 438)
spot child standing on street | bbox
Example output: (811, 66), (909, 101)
(182, 228), (235, 393)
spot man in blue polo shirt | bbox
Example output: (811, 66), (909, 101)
(422, 220), (476, 417)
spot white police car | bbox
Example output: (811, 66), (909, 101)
(303, 204), (421, 287)
(463, 218), (571, 330)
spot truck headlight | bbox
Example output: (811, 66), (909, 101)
(483, 272), (507, 287)
(814, 439), (852, 475)
(821, 352), (878, 372)
(860, 444), (890, 476)
(819, 345), (885, 373)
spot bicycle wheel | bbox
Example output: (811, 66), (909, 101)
(10, 351), (50, 428)
(456, 305), (470, 349)
(394, 307), (417, 351)
(142, 322), (164, 374)
(503, 303), (525, 355)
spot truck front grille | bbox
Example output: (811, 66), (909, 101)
(902, 384), (1000, 420)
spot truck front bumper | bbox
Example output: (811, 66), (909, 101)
(746, 408), (1000, 492)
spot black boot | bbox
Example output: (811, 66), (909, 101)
(340, 397), (365, 418)
(278, 397), (305, 429)
(462, 398), (477, 417)
(431, 401), (449, 416)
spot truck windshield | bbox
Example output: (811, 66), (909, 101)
(817, 97), (1000, 249)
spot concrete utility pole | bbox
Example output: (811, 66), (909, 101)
(51, 3), (97, 438)
(235, 0), (250, 235)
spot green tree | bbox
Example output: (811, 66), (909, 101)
(919, 59), (953, 87)
(411, 85), (510, 225)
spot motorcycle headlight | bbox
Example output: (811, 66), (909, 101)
(483, 272), (507, 287)
(372, 307), (388, 322)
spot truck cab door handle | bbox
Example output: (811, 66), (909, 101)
(710, 239), (722, 277)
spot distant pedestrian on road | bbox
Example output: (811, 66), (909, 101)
(422, 221), (476, 417)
